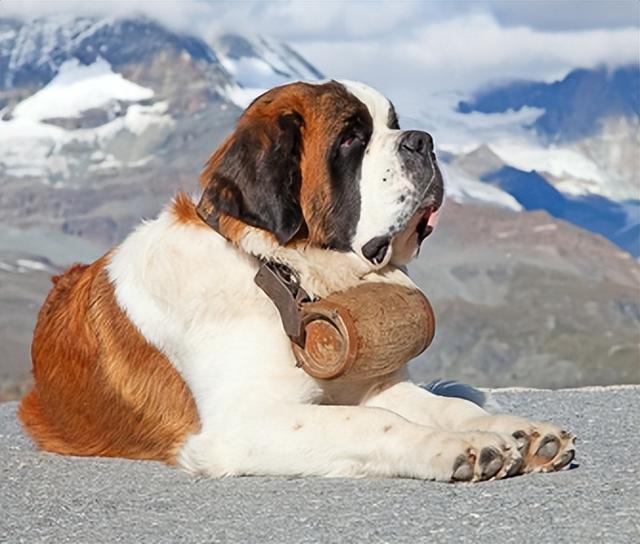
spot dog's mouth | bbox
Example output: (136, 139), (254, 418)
(415, 206), (440, 245)
(405, 205), (440, 248)
(361, 206), (441, 266)
(379, 205), (441, 266)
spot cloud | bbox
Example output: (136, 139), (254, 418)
(2, 0), (637, 100)
(0, 0), (214, 34)
(294, 13), (638, 99)
(5, 0), (637, 36)
(0, 0), (441, 40)
(484, 0), (640, 31)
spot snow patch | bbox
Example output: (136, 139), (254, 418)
(223, 84), (267, 109)
(214, 35), (322, 108)
(402, 92), (616, 201)
(16, 259), (49, 271)
(491, 142), (605, 186)
(6, 16), (111, 79)
(398, 92), (544, 154)
(221, 55), (286, 89)
(443, 164), (522, 212)
(0, 56), (171, 181)
(533, 224), (558, 233)
(0, 116), (70, 178)
(12, 57), (154, 121)
(87, 153), (121, 172)
(91, 101), (173, 140)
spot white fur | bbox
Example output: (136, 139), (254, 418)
(105, 197), (531, 481)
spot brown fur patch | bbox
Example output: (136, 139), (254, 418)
(172, 192), (207, 228)
(216, 214), (252, 244)
(197, 81), (367, 248)
(19, 257), (200, 463)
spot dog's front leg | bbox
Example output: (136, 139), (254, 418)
(177, 402), (522, 482)
(363, 376), (489, 428)
(364, 379), (576, 474)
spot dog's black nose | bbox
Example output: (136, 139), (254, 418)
(399, 130), (432, 156)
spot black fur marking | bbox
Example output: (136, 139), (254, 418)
(324, 105), (373, 250)
(198, 112), (304, 245)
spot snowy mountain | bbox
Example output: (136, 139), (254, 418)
(458, 65), (639, 142)
(454, 65), (640, 203)
(0, 16), (229, 186)
(0, 15), (638, 398)
(0, 57), (174, 182)
(214, 33), (323, 107)
(445, 147), (639, 257)
(0, 16), (224, 86)
(409, 65), (640, 257)
(0, 17), (327, 186)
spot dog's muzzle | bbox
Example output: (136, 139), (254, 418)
(398, 130), (443, 205)
(361, 130), (444, 267)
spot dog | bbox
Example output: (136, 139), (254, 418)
(19, 80), (575, 481)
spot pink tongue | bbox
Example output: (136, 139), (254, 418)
(427, 209), (440, 229)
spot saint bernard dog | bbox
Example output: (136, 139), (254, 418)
(19, 80), (575, 482)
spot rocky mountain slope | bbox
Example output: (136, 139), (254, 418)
(409, 201), (639, 388)
(0, 15), (638, 399)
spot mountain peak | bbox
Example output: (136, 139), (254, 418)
(210, 33), (323, 107)
(457, 64), (640, 142)
(0, 15), (227, 101)
(212, 33), (323, 83)
(452, 144), (505, 179)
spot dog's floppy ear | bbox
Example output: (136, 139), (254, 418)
(197, 112), (304, 245)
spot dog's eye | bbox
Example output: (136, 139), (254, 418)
(341, 136), (355, 147)
(340, 133), (363, 150)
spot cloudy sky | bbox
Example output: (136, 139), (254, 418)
(2, 0), (638, 100)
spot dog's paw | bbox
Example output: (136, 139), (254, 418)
(461, 415), (576, 475)
(428, 431), (523, 483)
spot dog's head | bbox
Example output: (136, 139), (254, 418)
(197, 80), (443, 267)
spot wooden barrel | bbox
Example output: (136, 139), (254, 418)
(292, 283), (435, 380)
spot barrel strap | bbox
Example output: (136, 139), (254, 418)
(254, 261), (310, 347)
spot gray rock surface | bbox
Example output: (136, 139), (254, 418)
(2, 386), (639, 543)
